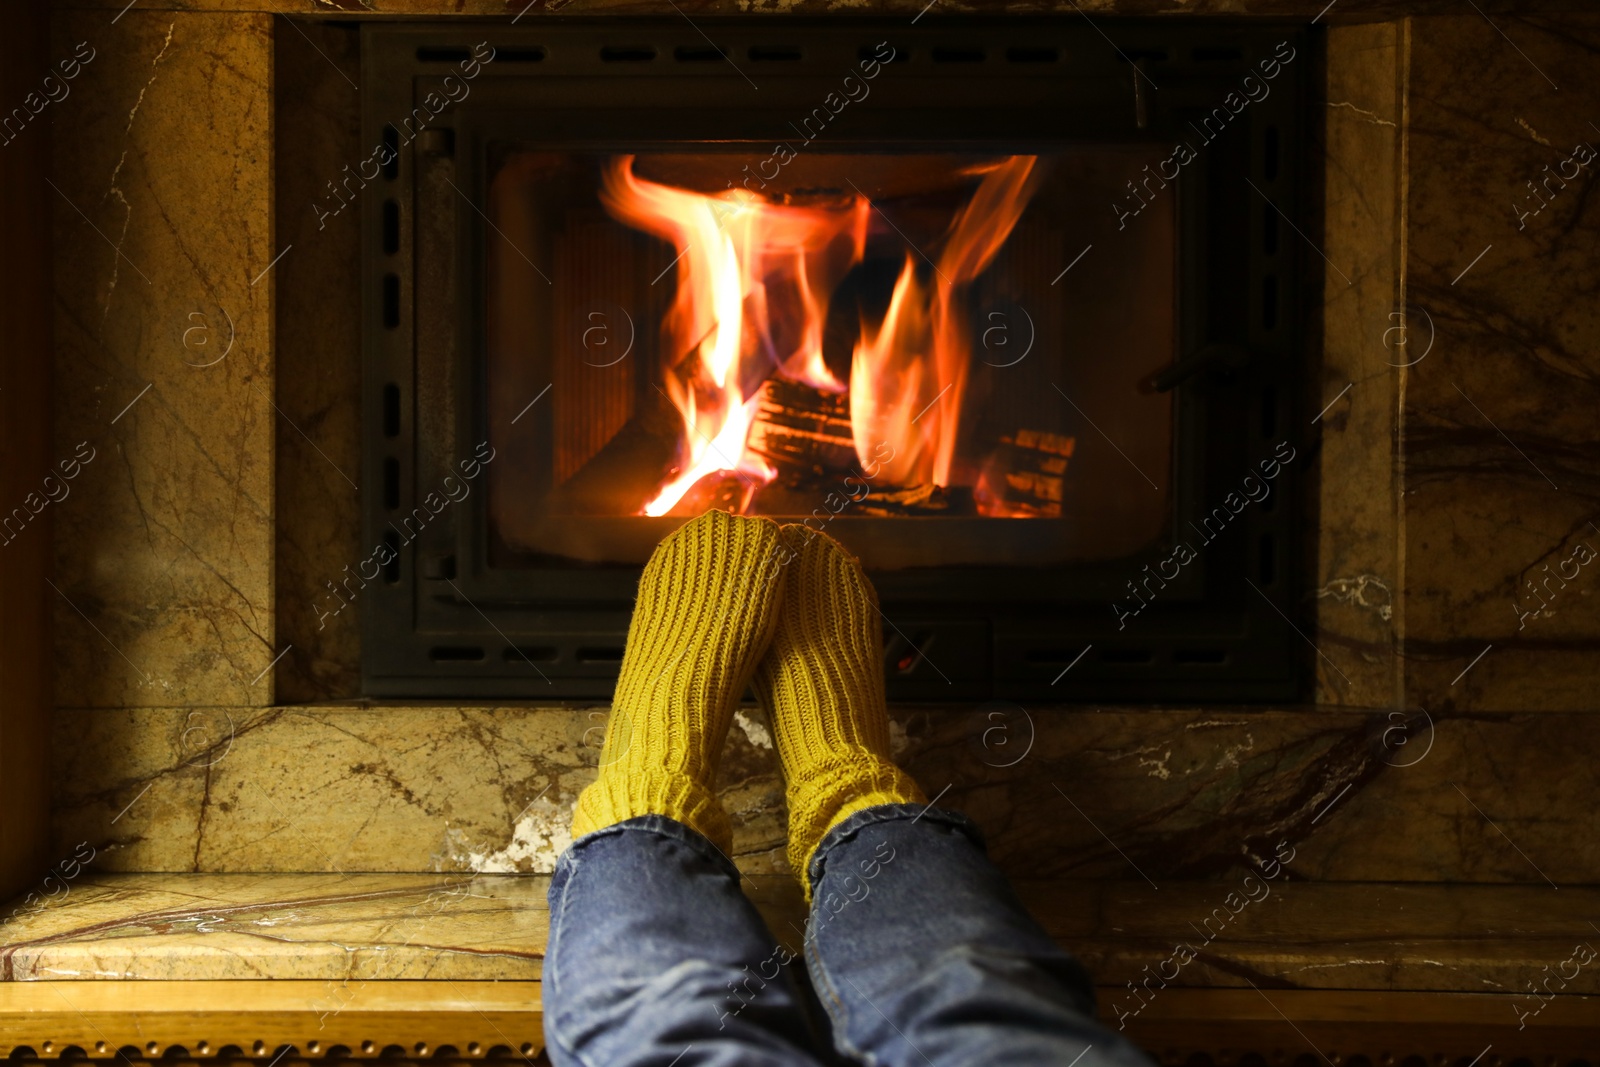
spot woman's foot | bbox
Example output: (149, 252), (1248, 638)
(754, 526), (925, 896)
(571, 509), (788, 853)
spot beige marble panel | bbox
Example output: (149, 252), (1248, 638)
(0, 873), (546, 982)
(1311, 22), (1405, 708)
(53, 704), (790, 877)
(898, 705), (1600, 885)
(54, 703), (1600, 887)
(51, 9), (278, 708)
(1398, 15), (1600, 711)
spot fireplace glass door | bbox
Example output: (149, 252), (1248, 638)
(360, 22), (1305, 701)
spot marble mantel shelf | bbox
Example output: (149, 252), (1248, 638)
(5, 874), (1600, 1059)
(6, 872), (1600, 998)
(0, 874), (549, 983)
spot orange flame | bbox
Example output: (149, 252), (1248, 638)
(598, 154), (1038, 514)
(848, 156), (1038, 487)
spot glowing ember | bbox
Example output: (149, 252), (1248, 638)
(598, 153), (1039, 515)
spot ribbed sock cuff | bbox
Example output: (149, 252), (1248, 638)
(571, 766), (733, 855)
(785, 757), (924, 893)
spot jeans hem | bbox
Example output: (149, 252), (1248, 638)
(560, 813), (742, 881)
(545, 814), (749, 1067)
(805, 803), (983, 895)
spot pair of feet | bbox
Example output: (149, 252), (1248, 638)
(572, 509), (925, 893)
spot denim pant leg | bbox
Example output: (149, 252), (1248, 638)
(544, 815), (828, 1067)
(802, 805), (1154, 1067)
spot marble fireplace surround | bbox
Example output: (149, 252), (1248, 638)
(30, 0), (1600, 1001)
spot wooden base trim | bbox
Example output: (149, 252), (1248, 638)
(1120, 989), (1600, 1060)
(0, 981), (543, 1060)
(2, 983), (1597, 1060)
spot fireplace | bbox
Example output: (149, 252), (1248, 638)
(358, 21), (1307, 701)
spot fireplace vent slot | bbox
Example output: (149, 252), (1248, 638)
(931, 46), (986, 63)
(576, 647), (625, 664)
(1262, 275), (1278, 329)
(1101, 649), (1154, 665)
(1264, 126), (1281, 180)
(1192, 47), (1243, 62)
(1005, 46), (1059, 64)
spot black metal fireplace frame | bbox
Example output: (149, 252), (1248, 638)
(358, 19), (1309, 702)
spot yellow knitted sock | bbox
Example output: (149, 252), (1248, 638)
(570, 509), (787, 853)
(754, 526), (925, 896)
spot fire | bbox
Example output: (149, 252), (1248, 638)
(598, 154), (1038, 515)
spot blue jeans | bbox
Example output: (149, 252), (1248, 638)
(544, 805), (1153, 1066)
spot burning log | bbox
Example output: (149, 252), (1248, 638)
(746, 377), (856, 480)
(666, 472), (752, 517)
(975, 429), (1075, 518)
(853, 483), (974, 517)
(745, 377), (977, 516)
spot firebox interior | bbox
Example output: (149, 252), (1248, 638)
(485, 148), (1174, 568)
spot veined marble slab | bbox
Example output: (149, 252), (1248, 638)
(0, 873), (548, 982)
(5, 871), (1599, 1001)
(50, 9), (278, 709)
(51, 704), (1600, 888)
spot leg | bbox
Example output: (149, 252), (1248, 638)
(754, 527), (1153, 1067)
(544, 815), (827, 1067)
(804, 805), (1152, 1067)
(547, 510), (827, 1066)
